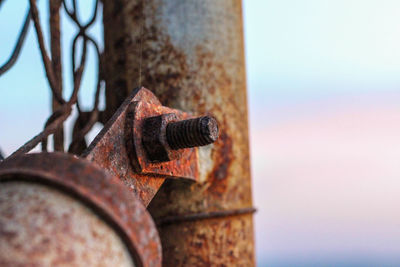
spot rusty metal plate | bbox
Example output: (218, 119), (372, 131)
(0, 152), (161, 267)
(126, 88), (198, 179)
(83, 87), (199, 206)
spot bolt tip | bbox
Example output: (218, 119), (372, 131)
(200, 116), (219, 143)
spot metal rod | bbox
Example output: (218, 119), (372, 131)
(155, 207), (257, 226)
(0, 8), (31, 76)
(50, 0), (64, 151)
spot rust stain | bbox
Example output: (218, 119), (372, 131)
(207, 129), (233, 196)
(139, 29), (193, 109)
(157, 214), (254, 266)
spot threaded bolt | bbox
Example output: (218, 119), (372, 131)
(166, 116), (219, 150)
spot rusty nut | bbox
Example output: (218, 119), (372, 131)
(142, 113), (179, 163)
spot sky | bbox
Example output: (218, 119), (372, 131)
(243, 0), (400, 266)
(1, 1), (400, 266)
(0, 0), (103, 154)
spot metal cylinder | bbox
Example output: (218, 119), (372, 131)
(103, 0), (255, 265)
(0, 153), (162, 267)
(0, 182), (134, 267)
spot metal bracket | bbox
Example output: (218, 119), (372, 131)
(82, 87), (218, 206)
(125, 89), (199, 180)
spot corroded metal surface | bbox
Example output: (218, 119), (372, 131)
(126, 88), (198, 178)
(83, 87), (198, 206)
(142, 113), (181, 162)
(0, 182), (134, 267)
(165, 115), (219, 150)
(156, 214), (255, 266)
(0, 153), (161, 267)
(103, 0), (255, 265)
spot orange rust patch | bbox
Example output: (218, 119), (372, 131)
(207, 130), (233, 196)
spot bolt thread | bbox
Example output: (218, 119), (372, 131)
(166, 116), (219, 150)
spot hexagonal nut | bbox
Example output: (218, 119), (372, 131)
(142, 113), (180, 163)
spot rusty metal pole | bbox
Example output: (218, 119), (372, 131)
(103, 0), (255, 266)
(49, 0), (64, 151)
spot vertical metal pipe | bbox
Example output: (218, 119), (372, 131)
(49, 0), (64, 151)
(103, 1), (255, 265)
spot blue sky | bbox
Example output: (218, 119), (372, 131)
(2, 1), (400, 266)
(0, 0), (103, 153)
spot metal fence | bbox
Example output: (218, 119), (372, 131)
(0, 0), (103, 159)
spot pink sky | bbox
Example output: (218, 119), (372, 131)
(250, 91), (400, 262)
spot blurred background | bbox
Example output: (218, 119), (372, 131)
(245, 0), (400, 266)
(1, 1), (400, 266)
